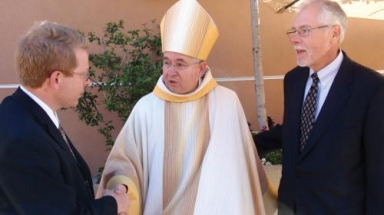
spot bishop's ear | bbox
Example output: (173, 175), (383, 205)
(198, 61), (207, 78)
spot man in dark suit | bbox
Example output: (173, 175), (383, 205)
(0, 21), (128, 215)
(255, 0), (384, 214)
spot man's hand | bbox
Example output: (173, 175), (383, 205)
(103, 184), (129, 215)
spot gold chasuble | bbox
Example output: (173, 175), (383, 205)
(96, 69), (277, 215)
(163, 96), (210, 214)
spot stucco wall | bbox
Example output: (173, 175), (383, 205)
(1, 0), (383, 175)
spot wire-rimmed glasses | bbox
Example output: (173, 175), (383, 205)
(286, 25), (329, 37)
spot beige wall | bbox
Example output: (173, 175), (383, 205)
(1, 0), (383, 175)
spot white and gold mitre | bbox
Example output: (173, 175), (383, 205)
(160, 0), (219, 61)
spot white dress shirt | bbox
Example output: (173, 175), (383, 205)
(304, 50), (344, 119)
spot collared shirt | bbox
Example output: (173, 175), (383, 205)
(20, 86), (60, 128)
(304, 50), (344, 119)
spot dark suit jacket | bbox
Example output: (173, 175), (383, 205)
(0, 88), (117, 215)
(255, 53), (384, 215)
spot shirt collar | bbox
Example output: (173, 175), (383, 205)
(20, 86), (60, 128)
(309, 50), (343, 89)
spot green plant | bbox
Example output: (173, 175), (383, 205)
(76, 20), (162, 150)
(264, 149), (282, 165)
(253, 116), (283, 165)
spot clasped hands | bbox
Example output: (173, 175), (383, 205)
(103, 184), (130, 215)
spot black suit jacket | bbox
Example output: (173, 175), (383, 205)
(256, 53), (384, 215)
(0, 88), (117, 215)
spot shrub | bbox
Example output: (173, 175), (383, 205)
(264, 149), (282, 165)
(253, 116), (283, 165)
(76, 20), (162, 150)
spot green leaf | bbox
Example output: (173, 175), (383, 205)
(76, 19), (162, 151)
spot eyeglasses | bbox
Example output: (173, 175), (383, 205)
(286, 25), (329, 37)
(162, 60), (200, 71)
(73, 72), (90, 81)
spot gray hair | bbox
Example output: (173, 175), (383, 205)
(299, 0), (348, 44)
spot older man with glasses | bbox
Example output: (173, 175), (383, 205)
(254, 0), (384, 214)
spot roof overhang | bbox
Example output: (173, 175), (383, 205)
(262, 0), (384, 20)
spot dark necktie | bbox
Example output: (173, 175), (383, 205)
(300, 73), (319, 152)
(59, 125), (77, 160)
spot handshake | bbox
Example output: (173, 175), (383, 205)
(103, 184), (130, 215)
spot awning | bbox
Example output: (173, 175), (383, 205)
(262, 0), (384, 20)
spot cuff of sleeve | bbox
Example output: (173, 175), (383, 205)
(107, 175), (141, 215)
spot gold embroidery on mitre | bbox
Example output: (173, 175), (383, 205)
(160, 0), (219, 61)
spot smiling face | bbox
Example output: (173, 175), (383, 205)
(162, 52), (206, 94)
(288, 2), (341, 72)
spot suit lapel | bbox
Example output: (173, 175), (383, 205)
(12, 88), (94, 197)
(299, 55), (353, 159)
(12, 88), (78, 159)
(291, 69), (309, 119)
(285, 67), (310, 159)
(66, 136), (95, 197)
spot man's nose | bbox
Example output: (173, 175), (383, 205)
(164, 66), (178, 75)
(288, 33), (301, 44)
(84, 78), (92, 87)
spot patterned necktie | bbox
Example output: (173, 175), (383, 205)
(300, 73), (319, 152)
(59, 125), (77, 160)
